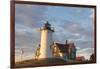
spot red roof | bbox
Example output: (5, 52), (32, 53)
(76, 56), (85, 61)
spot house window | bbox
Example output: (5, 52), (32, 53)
(59, 52), (63, 57)
(63, 53), (68, 61)
(53, 46), (57, 52)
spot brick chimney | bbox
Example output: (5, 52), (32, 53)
(66, 40), (68, 45)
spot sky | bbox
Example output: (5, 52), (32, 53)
(15, 4), (95, 62)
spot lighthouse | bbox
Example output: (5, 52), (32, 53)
(39, 21), (54, 59)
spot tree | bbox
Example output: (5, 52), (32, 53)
(90, 53), (95, 62)
(35, 47), (41, 60)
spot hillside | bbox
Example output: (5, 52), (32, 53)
(15, 58), (95, 68)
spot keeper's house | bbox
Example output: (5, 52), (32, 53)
(52, 40), (76, 61)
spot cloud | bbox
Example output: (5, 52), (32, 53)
(77, 48), (94, 53)
(52, 20), (94, 48)
(15, 4), (48, 48)
(63, 21), (91, 36)
(89, 9), (94, 19)
(62, 20), (93, 40)
(15, 53), (34, 62)
(15, 4), (48, 28)
(76, 47), (81, 50)
(52, 19), (94, 50)
(77, 48), (94, 60)
(15, 4), (48, 61)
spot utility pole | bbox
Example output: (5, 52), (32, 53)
(20, 48), (24, 62)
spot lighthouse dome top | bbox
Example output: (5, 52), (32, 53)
(44, 21), (51, 29)
(40, 21), (54, 32)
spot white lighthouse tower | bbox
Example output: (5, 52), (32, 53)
(39, 21), (54, 59)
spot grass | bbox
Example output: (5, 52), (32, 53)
(15, 58), (96, 68)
